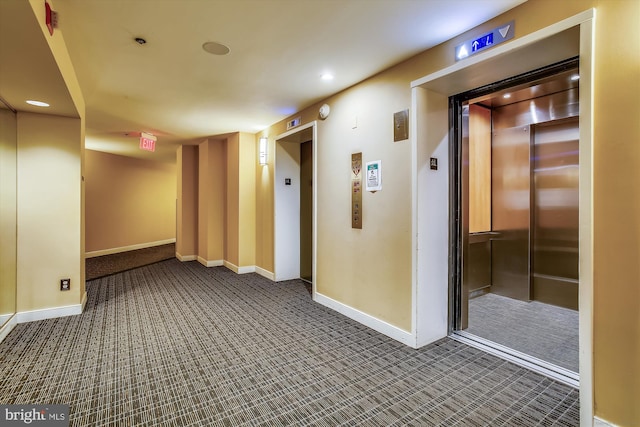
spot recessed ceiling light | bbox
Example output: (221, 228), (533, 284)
(202, 41), (230, 56)
(321, 72), (334, 81)
(503, 93), (511, 99)
(26, 100), (50, 107)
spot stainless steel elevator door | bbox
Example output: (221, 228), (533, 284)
(532, 118), (579, 309)
(491, 125), (532, 301)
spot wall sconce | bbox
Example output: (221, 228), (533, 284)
(259, 136), (268, 165)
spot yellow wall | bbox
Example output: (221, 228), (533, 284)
(226, 134), (240, 266)
(254, 0), (639, 424)
(237, 133), (256, 267)
(0, 0), (86, 318)
(28, 0), (85, 118)
(316, 78), (414, 330)
(176, 145), (198, 259)
(16, 112), (83, 312)
(0, 108), (17, 319)
(180, 134), (255, 270)
(198, 139), (226, 263)
(590, 1), (640, 424)
(84, 150), (176, 253)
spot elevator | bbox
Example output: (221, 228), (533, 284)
(452, 59), (580, 374)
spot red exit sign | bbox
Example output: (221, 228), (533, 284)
(139, 132), (156, 152)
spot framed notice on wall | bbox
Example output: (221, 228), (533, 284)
(366, 160), (382, 192)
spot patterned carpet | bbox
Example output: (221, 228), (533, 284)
(0, 260), (579, 426)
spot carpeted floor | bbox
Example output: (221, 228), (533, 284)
(467, 293), (579, 372)
(0, 260), (579, 426)
(85, 243), (176, 280)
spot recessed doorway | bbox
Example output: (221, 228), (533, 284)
(274, 122), (316, 293)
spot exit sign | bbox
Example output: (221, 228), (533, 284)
(139, 132), (156, 152)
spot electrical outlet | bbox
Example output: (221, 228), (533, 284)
(60, 278), (70, 291)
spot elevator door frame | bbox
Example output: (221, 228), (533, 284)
(274, 121), (318, 294)
(410, 9), (594, 425)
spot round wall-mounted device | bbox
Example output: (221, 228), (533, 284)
(319, 104), (330, 119)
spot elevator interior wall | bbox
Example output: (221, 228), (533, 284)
(464, 65), (580, 311)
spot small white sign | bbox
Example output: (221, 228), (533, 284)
(366, 160), (382, 192)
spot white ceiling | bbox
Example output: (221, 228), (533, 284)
(1, 0), (527, 162)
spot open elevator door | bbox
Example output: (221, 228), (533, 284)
(451, 58), (580, 375)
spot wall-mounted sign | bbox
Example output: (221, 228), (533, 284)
(455, 21), (515, 61)
(139, 132), (156, 152)
(351, 152), (362, 229)
(366, 160), (382, 192)
(393, 109), (409, 142)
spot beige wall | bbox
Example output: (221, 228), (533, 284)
(176, 145), (198, 259)
(0, 108), (17, 319)
(226, 134), (240, 266)
(590, 1), (640, 424)
(16, 112), (83, 312)
(254, 0), (639, 424)
(197, 139), (226, 263)
(84, 150), (176, 253)
(0, 0), (86, 319)
(180, 133), (256, 270)
(237, 133), (256, 267)
(316, 79), (414, 330)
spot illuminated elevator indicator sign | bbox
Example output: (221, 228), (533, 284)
(455, 21), (514, 61)
(472, 33), (493, 52)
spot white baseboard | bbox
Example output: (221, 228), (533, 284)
(197, 257), (223, 267)
(0, 313), (13, 325)
(223, 261), (256, 274)
(255, 266), (275, 281)
(0, 314), (17, 344)
(85, 238), (176, 258)
(176, 253), (197, 262)
(594, 417), (618, 427)
(17, 303), (83, 323)
(314, 292), (415, 347)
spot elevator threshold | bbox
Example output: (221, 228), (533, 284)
(450, 330), (579, 388)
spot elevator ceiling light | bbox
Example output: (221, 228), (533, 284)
(321, 72), (334, 81)
(26, 100), (50, 107)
